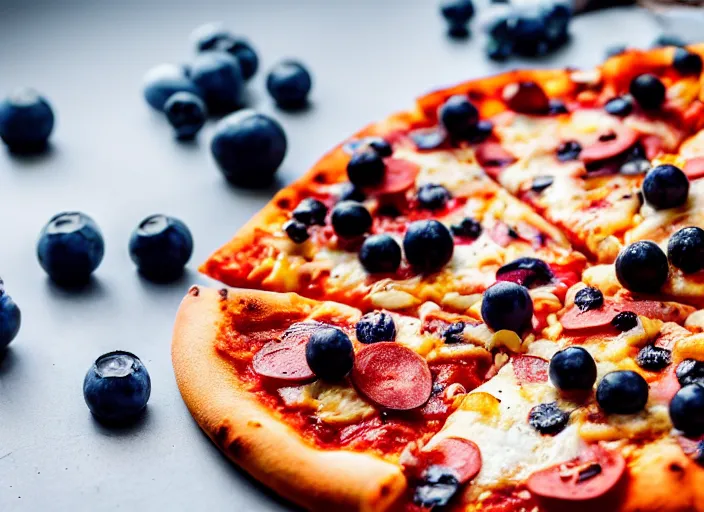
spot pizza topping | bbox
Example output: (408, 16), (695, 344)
(596, 370), (649, 414)
(670, 384), (704, 435)
(347, 148), (385, 187)
(502, 81), (549, 115)
(604, 96), (633, 117)
(676, 359), (704, 386)
(611, 311), (638, 332)
(642, 164), (690, 210)
(561, 298), (675, 331)
(579, 125), (638, 165)
(305, 327), (355, 381)
(619, 157), (651, 176)
(410, 128), (446, 151)
(528, 402), (570, 435)
(481, 281), (533, 333)
(417, 183), (451, 210)
(438, 95), (479, 140)
(342, 136), (385, 155)
(467, 119), (494, 144)
(668, 226), (704, 274)
(253, 322), (323, 382)
(549, 346), (597, 391)
(292, 198), (328, 226)
(365, 157), (419, 195)
(573, 286), (604, 312)
(630, 73), (666, 110)
(442, 321), (466, 344)
(338, 181), (366, 202)
(413, 465), (460, 508)
(282, 219), (309, 244)
(352, 342), (432, 410)
(450, 217), (482, 239)
(615, 241), (669, 293)
(673, 48), (703, 76)
(512, 354), (549, 384)
(355, 311), (397, 344)
(359, 234), (402, 274)
(368, 137), (393, 157)
(475, 141), (517, 178)
(403, 220), (454, 273)
(635, 344), (671, 371)
(331, 201), (372, 238)
(683, 157), (704, 180)
(548, 99), (568, 115)
(694, 440), (704, 466)
(531, 175), (554, 192)
(495, 257), (554, 288)
(556, 140), (582, 162)
(527, 445), (626, 501)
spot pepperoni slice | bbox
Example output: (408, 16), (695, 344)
(476, 142), (516, 179)
(560, 298), (673, 331)
(422, 437), (482, 483)
(641, 135), (663, 161)
(363, 158), (419, 196)
(512, 355), (549, 384)
(684, 157), (704, 181)
(527, 445), (626, 502)
(352, 342), (432, 410)
(579, 126), (638, 164)
(252, 322), (322, 382)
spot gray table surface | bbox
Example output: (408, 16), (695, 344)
(0, 1), (665, 510)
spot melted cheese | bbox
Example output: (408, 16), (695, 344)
(278, 382), (376, 424)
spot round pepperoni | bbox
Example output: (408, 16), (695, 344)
(363, 158), (419, 196)
(512, 355), (549, 384)
(422, 437), (482, 483)
(560, 299), (669, 331)
(684, 157), (704, 181)
(352, 342), (432, 410)
(252, 322), (322, 382)
(527, 445), (626, 502)
(579, 126), (638, 164)
(476, 142), (517, 179)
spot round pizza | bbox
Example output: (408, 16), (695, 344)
(173, 44), (704, 512)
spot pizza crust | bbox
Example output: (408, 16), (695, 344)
(171, 286), (407, 512)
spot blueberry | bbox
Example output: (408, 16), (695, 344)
(615, 241), (669, 293)
(574, 286), (603, 312)
(635, 345), (671, 371)
(292, 198), (328, 226)
(356, 311), (396, 344)
(83, 351), (151, 423)
(481, 281), (533, 333)
(305, 327), (354, 381)
(486, 37), (513, 61)
(283, 220), (309, 244)
(368, 138), (393, 157)
(438, 95), (479, 140)
(338, 182), (366, 203)
(620, 158), (651, 176)
(611, 311), (638, 332)
(556, 140), (582, 161)
(410, 128), (447, 151)
(211, 112), (287, 188)
(510, 15), (549, 57)
(651, 34), (686, 48)
(668, 227), (704, 274)
(548, 100), (568, 115)
(531, 175), (554, 192)
(191, 23), (232, 51)
(467, 120), (493, 144)
(673, 48), (703, 76)
(0, 88), (55, 153)
(695, 440), (704, 467)
(442, 322), (465, 344)
(605, 44), (627, 59)
(528, 402), (570, 435)
(164, 92), (207, 140)
(604, 96), (633, 117)
(190, 52), (244, 113)
(347, 148), (385, 187)
(143, 64), (202, 112)
(215, 39), (259, 81)
(450, 217), (482, 239)
(37, 212), (105, 286)
(596, 370), (649, 414)
(359, 234), (402, 274)
(440, 0), (475, 35)
(496, 257), (554, 288)
(417, 183), (451, 210)
(670, 384), (704, 435)
(629, 74), (666, 110)
(129, 215), (194, 282)
(266, 60), (312, 110)
(403, 220), (454, 273)
(676, 359), (704, 386)
(413, 465), (460, 508)
(542, 3), (571, 46)
(549, 346), (597, 391)
(331, 201), (372, 238)
(0, 293), (21, 350)
(642, 164), (689, 210)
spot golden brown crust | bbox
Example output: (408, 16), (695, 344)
(171, 286), (407, 512)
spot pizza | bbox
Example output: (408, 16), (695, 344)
(173, 44), (704, 512)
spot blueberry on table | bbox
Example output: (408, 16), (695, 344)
(528, 402), (570, 435)
(413, 465), (460, 508)
(214, 39), (259, 81)
(403, 220), (454, 273)
(292, 198), (328, 226)
(574, 286), (604, 312)
(83, 351), (151, 424)
(642, 164), (689, 210)
(0, 293), (21, 350)
(611, 311), (638, 332)
(143, 63), (202, 112)
(676, 359), (704, 386)
(331, 201), (372, 238)
(438, 95), (479, 140)
(359, 234), (402, 274)
(189, 52), (244, 114)
(347, 148), (385, 187)
(481, 281), (533, 334)
(604, 96), (633, 117)
(509, 15), (549, 57)
(486, 37), (513, 61)
(305, 327), (354, 381)
(635, 345), (671, 371)
(629, 74), (666, 110)
(0, 88), (54, 153)
(651, 34), (686, 48)
(356, 311), (396, 344)
(605, 44), (627, 59)
(191, 22), (233, 51)
(541, 3), (571, 47)
(615, 241), (669, 293)
(596, 370), (649, 414)
(164, 92), (207, 140)
(673, 48), (703, 76)
(37, 212), (104, 287)
(266, 60), (312, 110)
(668, 226), (704, 274)
(417, 183), (451, 210)
(211, 112), (287, 188)
(549, 346), (597, 391)
(440, 0), (475, 38)
(129, 215), (193, 282)
(670, 384), (704, 435)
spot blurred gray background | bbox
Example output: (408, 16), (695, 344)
(0, 1), (668, 510)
